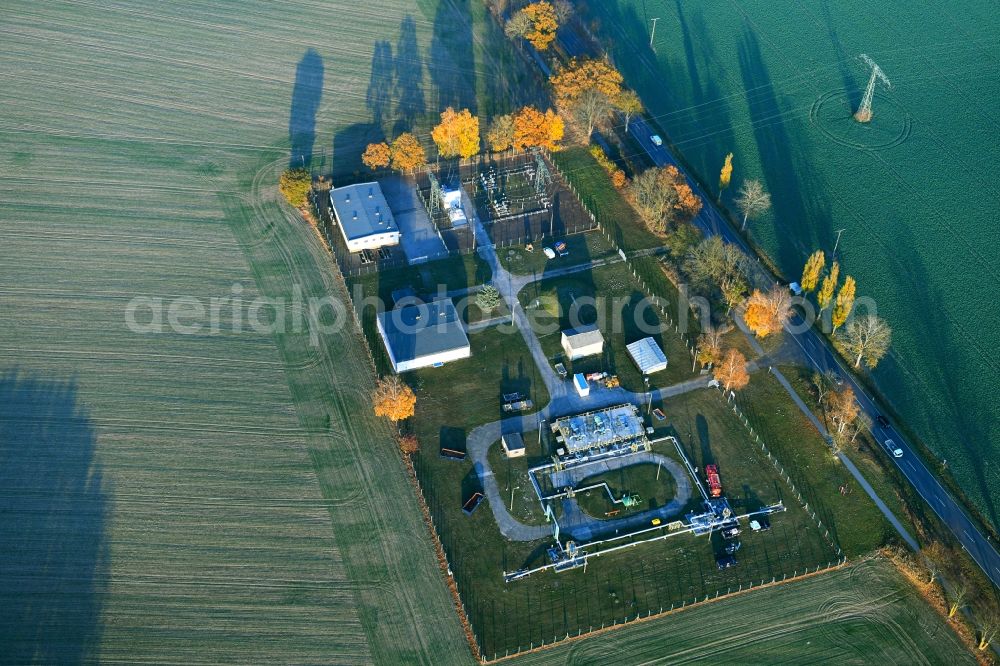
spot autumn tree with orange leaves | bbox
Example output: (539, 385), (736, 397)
(486, 114), (515, 153)
(389, 133), (427, 171)
(512, 106), (564, 151)
(627, 165), (702, 233)
(550, 58), (623, 107)
(743, 286), (792, 338)
(521, 2), (559, 50)
(714, 348), (750, 393)
(431, 107), (480, 159)
(373, 375), (416, 422)
(362, 142), (391, 170)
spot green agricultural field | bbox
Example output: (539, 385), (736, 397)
(512, 558), (975, 665)
(0, 0), (541, 661)
(581, 0), (1000, 530)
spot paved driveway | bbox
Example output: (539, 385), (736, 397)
(379, 174), (448, 264)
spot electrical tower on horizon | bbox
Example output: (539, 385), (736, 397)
(854, 54), (891, 123)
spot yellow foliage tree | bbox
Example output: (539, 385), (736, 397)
(550, 58), (623, 107)
(817, 261), (839, 311)
(362, 142), (391, 170)
(431, 107), (480, 159)
(389, 133), (427, 171)
(743, 290), (774, 338)
(614, 89), (643, 131)
(714, 348), (750, 393)
(801, 250), (825, 292)
(486, 114), (515, 153)
(522, 1), (559, 50)
(832, 275), (856, 331)
(743, 286), (792, 338)
(373, 376), (416, 422)
(278, 168), (311, 208)
(719, 152), (733, 192)
(512, 106), (564, 151)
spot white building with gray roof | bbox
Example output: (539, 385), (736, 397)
(376, 298), (471, 373)
(329, 181), (400, 253)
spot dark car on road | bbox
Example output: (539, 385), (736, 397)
(876, 414), (890, 428)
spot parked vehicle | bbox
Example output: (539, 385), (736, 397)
(543, 247), (556, 259)
(652, 408), (666, 421)
(716, 554), (737, 569)
(554, 241), (569, 256)
(554, 362), (568, 378)
(750, 516), (771, 532)
(705, 464), (723, 498)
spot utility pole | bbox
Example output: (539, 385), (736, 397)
(855, 54), (891, 123)
(832, 228), (846, 258)
(649, 18), (659, 48)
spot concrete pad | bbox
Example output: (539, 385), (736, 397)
(379, 174), (448, 265)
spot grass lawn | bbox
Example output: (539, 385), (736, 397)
(575, 463), (679, 519)
(519, 262), (695, 391)
(347, 252), (490, 304)
(487, 433), (550, 526)
(411, 379), (836, 656)
(735, 368), (905, 557)
(777, 365), (922, 547)
(405, 326), (549, 451)
(497, 229), (618, 275)
(549, 147), (663, 251)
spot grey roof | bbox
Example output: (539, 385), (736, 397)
(377, 298), (470, 365)
(626, 337), (668, 373)
(562, 325), (604, 349)
(329, 181), (398, 240)
(553, 404), (646, 453)
(502, 432), (525, 450)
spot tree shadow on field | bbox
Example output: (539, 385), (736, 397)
(288, 49), (324, 169)
(394, 16), (427, 136)
(367, 40), (395, 132)
(332, 123), (383, 181)
(819, 0), (862, 108)
(880, 226), (1000, 531)
(0, 369), (110, 664)
(696, 413), (715, 467)
(674, 2), (735, 179)
(737, 28), (833, 270)
(428, 0), (477, 114)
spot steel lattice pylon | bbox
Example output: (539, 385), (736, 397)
(855, 54), (891, 123)
(426, 168), (442, 216)
(533, 149), (552, 194)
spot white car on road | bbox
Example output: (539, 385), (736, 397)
(650, 134), (663, 146)
(885, 439), (904, 458)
